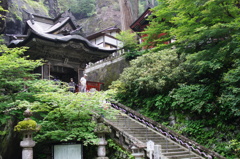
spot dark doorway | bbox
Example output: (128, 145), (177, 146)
(50, 66), (78, 83)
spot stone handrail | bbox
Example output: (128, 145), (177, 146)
(109, 101), (226, 159)
(105, 118), (146, 149)
(86, 49), (125, 69)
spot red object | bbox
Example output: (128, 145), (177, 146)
(86, 81), (104, 91)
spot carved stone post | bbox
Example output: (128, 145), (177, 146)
(94, 118), (111, 159)
(131, 146), (145, 159)
(14, 109), (40, 159)
(20, 131), (36, 159)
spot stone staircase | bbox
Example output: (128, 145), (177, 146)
(106, 114), (204, 159)
(103, 102), (226, 159)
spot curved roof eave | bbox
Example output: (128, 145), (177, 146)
(8, 30), (116, 53)
(26, 17), (76, 34)
(46, 17), (77, 34)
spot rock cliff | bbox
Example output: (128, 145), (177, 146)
(78, 0), (121, 35)
(2, 0), (121, 38)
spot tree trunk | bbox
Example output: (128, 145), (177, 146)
(118, 0), (139, 31)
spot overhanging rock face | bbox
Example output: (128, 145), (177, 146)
(7, 10), (116, 82)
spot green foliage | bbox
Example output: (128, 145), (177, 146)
(116, 30), (138, 51)
(110, 0), (240, 157)
(226, 140), (240, 158)
(124, 50), (147, 60)
(24, 88), (117, 145)
(116, 30), (140, 59)
(170, 84), (214, 114)
(107, 139), (134, 159)
(0, 1), (8, 20)
(8, 3), (22, 21)
(110, 49), (182, 99)
(0, 46), (42, 98)
(0, 46), (43, 126)
(23, 0), (48, 16)
(0, 45), (118, 158)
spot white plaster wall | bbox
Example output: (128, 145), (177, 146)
(109, 32), (117, 37)
(96, 36), (104, 45)
(105, 36), (117, 46)
(89, 32), (123, 48)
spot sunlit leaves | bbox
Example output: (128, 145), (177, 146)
(111, 0), (240, 157)
(111, 49), (182, 97)
(32, 91), (117, 145)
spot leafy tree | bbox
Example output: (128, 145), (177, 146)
(111, 0), (240, 157)
(116, 30), (138, 50)
(116, 30), (144, 59)
(0, 46), (43, 158)
(111, 49), (182, 97)
(30, 90), (116, 144)
(0, 46), (119, 158)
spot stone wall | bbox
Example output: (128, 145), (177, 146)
(84, 52), (129, 90)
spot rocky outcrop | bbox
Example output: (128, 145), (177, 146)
(5, 0), (49, 35)
(43, 0), (59, 17)
(0, 0), (8, 34)
(77, 0), (121, 35)
(0, 117), (21, 159)
(3, 0), (121, 37)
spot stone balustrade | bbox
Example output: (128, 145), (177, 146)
(86, 49), (125, 69)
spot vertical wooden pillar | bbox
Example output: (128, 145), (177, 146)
(41, 64), (50, 80)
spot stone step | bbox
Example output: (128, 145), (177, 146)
(180, 157), (202, 159)
(162, 150), (191, 156)
(110, 122), (145, 127)
(130, 133), (162, 138)
(159, 144), (180, 149)
(136, 136), (166, 141)
(165, 153), (197, 159)
(162, 148), (186, 153)
(109, 118), (132, 121)
(180, 158), (202, 159)
(109, 116), (129, 120)
(107, 113), (204, 159)
(120, 127), (148, 130)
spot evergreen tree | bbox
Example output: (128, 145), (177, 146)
(111, 0), (240, 157)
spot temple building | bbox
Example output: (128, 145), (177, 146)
(130, 7), (171, 47)
(130, 7), (152, 33)
(7, 11), (116, 83)
(86, 26), (122, 49)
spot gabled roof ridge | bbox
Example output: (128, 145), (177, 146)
(45, 17), (73, 33)
(86, 26), (120, 38)
(130, 7), (152, 28)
